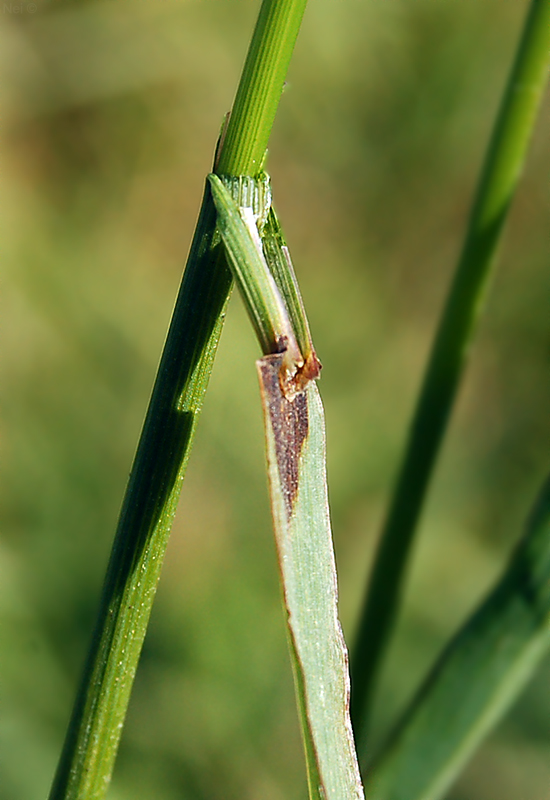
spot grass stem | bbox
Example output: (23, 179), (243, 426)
(48, 2), (308, 797)
(216, 0), (308, 176)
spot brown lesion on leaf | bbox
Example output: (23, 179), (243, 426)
(294, 350), (322, 392)
(277, 342), (322, 401)
(258, 350), (320, 520)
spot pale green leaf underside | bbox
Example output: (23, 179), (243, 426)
(257, 354), (364, 800)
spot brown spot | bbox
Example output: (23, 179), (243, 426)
(294, 350), (322, 392)
(278, 348), (322, 400)
(258, 353), (310, 520)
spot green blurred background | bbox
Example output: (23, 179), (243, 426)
(1, 0), (550, 797)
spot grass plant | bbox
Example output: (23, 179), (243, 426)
(3, 1), (548, 799)
(365, 474), (550, 800)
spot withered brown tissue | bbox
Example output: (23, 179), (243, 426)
(257, 352), (309, 521)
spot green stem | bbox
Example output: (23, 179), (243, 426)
(216, 0), (308, 176)
(351, 0), (550, 748)
(48, 2), (308, 798)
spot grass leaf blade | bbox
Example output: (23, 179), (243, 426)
(351, 0), (550, 739)
(257, 354), (364, 800)
(365, 475), (550, 800)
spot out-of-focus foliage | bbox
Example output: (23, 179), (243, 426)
(1, 1), (549, 798)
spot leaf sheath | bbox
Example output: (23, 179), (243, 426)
(49, 185), (230, 800)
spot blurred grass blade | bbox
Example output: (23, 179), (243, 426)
(365, 474), (550, 800)
(48, 1), (310, 798)
(258, 356), (364, 800)
(351, 0), (550, 739)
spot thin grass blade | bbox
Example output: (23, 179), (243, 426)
(351, 0), (550, 740)
(365, 474), (550, 800)
(48, 185), (229, 800)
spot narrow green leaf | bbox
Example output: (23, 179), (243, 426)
(365, 475), (550, 800)
(351, 0), (550, 739)
(257, 353), (364, 800)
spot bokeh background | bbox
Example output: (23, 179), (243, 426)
(1, 0), (550, 798)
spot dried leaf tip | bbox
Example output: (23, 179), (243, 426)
(280, 349), (322, 400)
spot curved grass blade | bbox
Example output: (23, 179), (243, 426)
(351, 0), (550, 740)
(365, 474), (550, 800)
